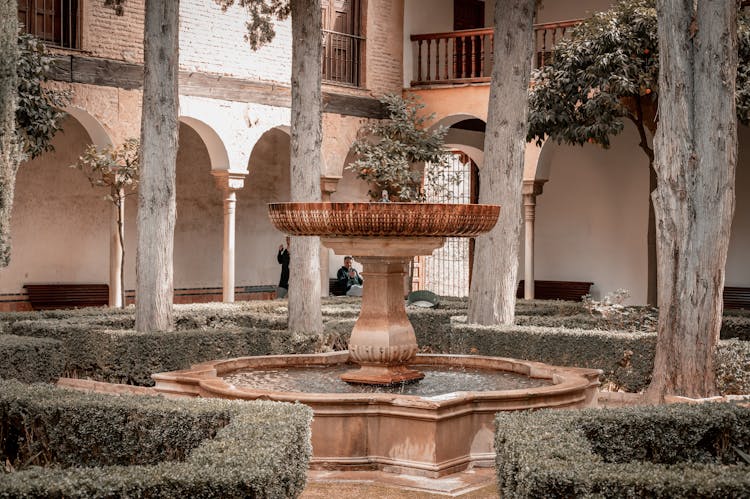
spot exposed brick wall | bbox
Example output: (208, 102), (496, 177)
(180, 0), (293, 82)
(59, 0), (403, 95)
(83, 0), (145, 62)
(364, 0), (404, 95)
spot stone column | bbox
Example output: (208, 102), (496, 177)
(319, 175), (341, 297)
(109, 192), (124, 307)
(522, 179), (546, 299)
(212, 170), (247, 303)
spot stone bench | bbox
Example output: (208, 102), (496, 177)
(724, 286), (750, 310)
(516, 280), (593, 302)
(24, 284), (109, 310)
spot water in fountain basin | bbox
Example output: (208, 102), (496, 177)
(222, 365), (551, 397)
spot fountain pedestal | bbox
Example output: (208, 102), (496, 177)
(323, 237), (445, 384)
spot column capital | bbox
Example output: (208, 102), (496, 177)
(321, 175), (342, 198)
(522, 179), (547, 197)
(212, 170), (247, 192)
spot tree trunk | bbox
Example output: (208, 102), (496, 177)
(467, 0), (535, 325)
(0, 0), (21, 268)
(135, 0), (179, 332)
(647, 0), (737, 401)
(288, 0), (323, 334)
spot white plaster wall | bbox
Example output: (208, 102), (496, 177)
(536, 0), (613, 23)
(0, 117), (109, 293)
(533, 122), (649, 303)
(179, 95), (291, 172)
(173, 123), (224, 288)
(180, 0), (292, 83)
(403, 0), (453, 87)
(726, 124), (750, 286)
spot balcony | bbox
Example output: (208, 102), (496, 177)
(410, 19), (581, 87)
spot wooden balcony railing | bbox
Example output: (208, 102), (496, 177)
(410, 19), (581, 87)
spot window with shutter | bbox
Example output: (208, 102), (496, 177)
(17, 0), (80, 50)
(322, 0), (364, 87)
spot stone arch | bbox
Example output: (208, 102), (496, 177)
(63, 106), (113, 148)
(178, 116), (230, 170)
(431, 114), (486, 168)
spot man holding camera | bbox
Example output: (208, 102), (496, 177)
(336, 256), (363, 297)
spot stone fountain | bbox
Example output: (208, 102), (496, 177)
(268, 202), (500, 385)
(152, 202), (601, 477)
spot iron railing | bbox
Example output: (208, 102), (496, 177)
(322, 29), (364, 87)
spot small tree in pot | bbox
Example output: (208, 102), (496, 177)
(348, 94), (457, 202)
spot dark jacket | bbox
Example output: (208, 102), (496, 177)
(337, 266), (362, 290)
(277, 249), (290, 289)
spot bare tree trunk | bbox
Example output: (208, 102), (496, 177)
(117, 191), (126, 308)
(288, 0), (323, 334)
(135, 0), (179, 332)
(647, 0), (737, 401)
(467, 0), (535, 325)
(0, 0), (21, 268)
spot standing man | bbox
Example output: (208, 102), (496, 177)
(277, 236), (290, 298)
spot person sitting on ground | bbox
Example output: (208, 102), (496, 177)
(337, 256), (363, 297)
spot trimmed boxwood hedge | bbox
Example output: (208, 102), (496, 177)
(0, 334), (64, 383)
(0, 379), (312, 498)
(495, 403), (750, 498)
(3, 299), (748, 392)
(450, 319), (656, 391)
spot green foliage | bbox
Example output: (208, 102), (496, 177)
(0, 379), (312, 498)
(104, 0), (126, 16)
(215, 0), (291, 50)
(0, 334), (64, 383)
(16, 33), (71, 159)
(527, 0), (658, 149)
(495, 404), (750, 498)
(74, 138), (141, 201)
(528, 0), (750, 150)
(348, 94), (453, 201)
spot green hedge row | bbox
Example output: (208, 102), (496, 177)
(450, 319), (656, 392)
(0, 379), (312, 498)
(6, 312), (356, 386)
(0, 335), (65, 383)
(450, 319), (750, 394)
(495, 403), (750, 498)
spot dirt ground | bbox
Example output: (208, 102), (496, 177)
(300, 482), (499, 498)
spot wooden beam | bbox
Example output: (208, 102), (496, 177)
(50, 54), (386, 118)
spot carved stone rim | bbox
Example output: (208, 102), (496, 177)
(268, 202), (500, 237)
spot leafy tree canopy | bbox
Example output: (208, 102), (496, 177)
(348, 94), (452, 202)
(214, 0), (290, 50)
(17, 34), (71, 159)
(528, 0), (750, 151)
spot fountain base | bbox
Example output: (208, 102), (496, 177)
(152, 352), (601, 477)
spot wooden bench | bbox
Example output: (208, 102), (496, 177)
(24, 284), (109, 310)
(329, 278), (348, 297)
(516, 280), (593, 302)
(724, 286), (750, 310)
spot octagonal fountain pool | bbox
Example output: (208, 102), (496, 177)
(152, 351), (600, 477)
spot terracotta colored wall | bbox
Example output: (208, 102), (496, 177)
(1, 117), (109, 293)
(727, 124), (750, 286)
(237, 128), (292, 287)
(532, 123), (649, 303)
